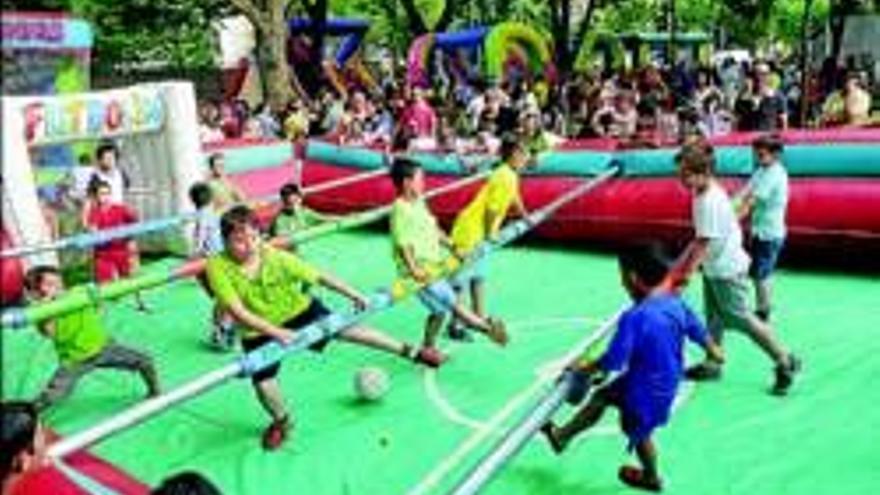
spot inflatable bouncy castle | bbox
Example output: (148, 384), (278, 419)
(406, 22), (555, 89)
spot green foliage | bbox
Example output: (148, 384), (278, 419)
(6, 0), (873, 75)
(4, 0), (228, 71)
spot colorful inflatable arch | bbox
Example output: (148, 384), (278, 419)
(406, 22), (554, 88)
(483, 22), (554, 84)
(220, 17), (376, 101)
(287, 17), (376, 97)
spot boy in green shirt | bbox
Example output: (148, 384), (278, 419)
(207, 205), (441, 451)
(267, 182), (329, 241)
(25, 266), (160, 412)
(206, 153), (247, 211)
(389, 157), (508, 363)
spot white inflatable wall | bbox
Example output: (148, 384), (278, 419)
(0, 81), (203, 268)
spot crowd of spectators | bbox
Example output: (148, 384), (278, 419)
(196, 54), (878, 153)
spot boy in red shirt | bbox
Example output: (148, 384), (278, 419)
(83, 180), (148, 312)
(1, 401), (150, 495)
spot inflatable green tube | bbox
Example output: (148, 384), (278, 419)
(216, 140), (880, 179)
(306, 141), (500, 175)
(207, 142), (293, 174)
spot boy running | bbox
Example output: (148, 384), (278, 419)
(542, 244), (723, 492)
(25, 266), (160, 412)
(669, 140), (800, 395)
(389, 158), (509, 362)
(206, 205), (441, 450)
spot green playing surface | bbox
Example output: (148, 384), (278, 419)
(3, 230), (879, 495)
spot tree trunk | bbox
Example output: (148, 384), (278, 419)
(550, 0), (574, 78)
(306, 0), (328, 76)
(436, 0), (458, 32)
(572, 0), (597, 63)
(229, 0), (299, 108)
(259, 21), (298, 109)
(799, 0), (815, 126)
(829, 9), (847, 63)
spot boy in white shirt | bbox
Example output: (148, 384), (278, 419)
(738, 135), (788, 322)
(188, 182), (234, 350)
(668, 140), (800, 396)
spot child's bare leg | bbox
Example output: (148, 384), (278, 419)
(340, 324), (412, 357)
(635, 438), (660, 483)
(449, 302), (491, 332)
(542, 392), (610, 453)
(739, 314), (790, 366)
(557, 394), (609, 443)
(423, 314), (444, 348)
(254, 379), (288, 421)
(449, 302), (507, 345)
(470, 279), (485, 318)
(134, 291), (149, 312)
(753, 277), (772, 319)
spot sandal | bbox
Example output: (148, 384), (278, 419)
(618, 465), (663, 492)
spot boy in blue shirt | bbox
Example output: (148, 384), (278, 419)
(738, 134), (788, 322)
(542, 244), (723, 492)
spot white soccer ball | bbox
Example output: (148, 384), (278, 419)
(354, 367), (390, 401)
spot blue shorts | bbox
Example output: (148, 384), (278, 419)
(600, 378), (669, 452)
(749, 238), (784, 280)
(451, 257), (488, 288)
(418, 280), (458, 316)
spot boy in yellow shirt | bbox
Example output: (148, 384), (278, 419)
(389, 158), (509, 361)
(207, 205), (441, 450)
(448, 135), (530, 340)
(25, 266), (160, 412)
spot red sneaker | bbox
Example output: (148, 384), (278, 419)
(261, 417), (290, 451)
(414, 347), (447, 368)
(618, 465), (663, 492)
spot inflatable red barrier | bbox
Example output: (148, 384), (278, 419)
(6, 434), (148, 495)
(298, 161), (880, 251)
(1, 229), (25, 306)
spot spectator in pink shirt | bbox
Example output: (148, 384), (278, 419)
(402, 88), (437, 138)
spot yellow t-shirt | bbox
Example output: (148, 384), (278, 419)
(390, 197), (444, 277)
(206, 244), (320, 339)
(451, 164), (520, 253)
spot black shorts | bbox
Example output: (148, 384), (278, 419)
(241, 299), (332, 383)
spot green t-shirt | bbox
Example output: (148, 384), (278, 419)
(208, 178), (238, 209)
(526, 131), (551, 156)
(206, 244), (321, 339)
(390, 198), (444, 276)
(50, 298), (109, 366)
(269, 207), (324, 239)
